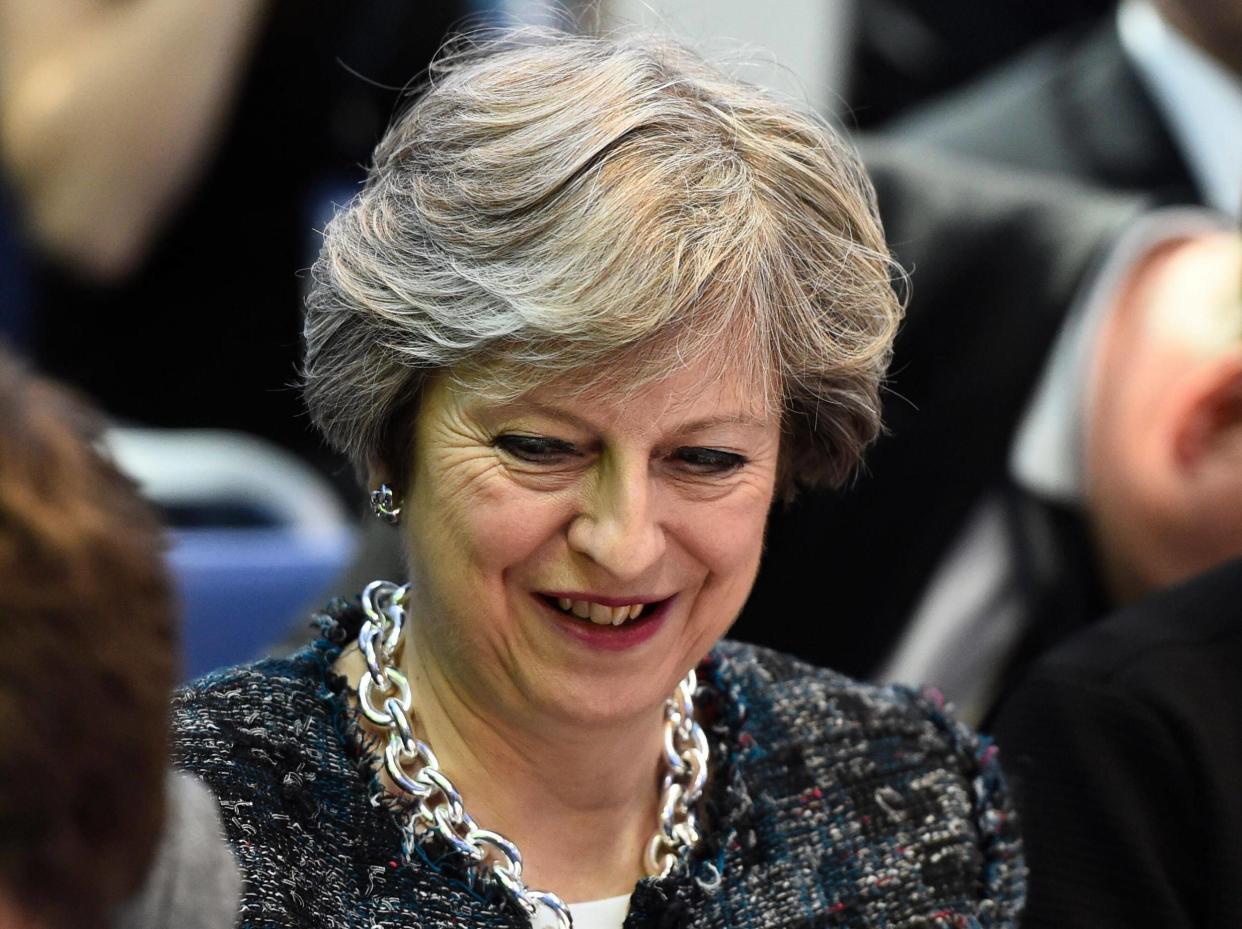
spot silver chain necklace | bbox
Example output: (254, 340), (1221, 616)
(354, 580), (711, 929)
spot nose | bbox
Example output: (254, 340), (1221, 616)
(566, 457), (666, 580)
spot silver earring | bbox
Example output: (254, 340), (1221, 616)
(370, 484), (402, 525)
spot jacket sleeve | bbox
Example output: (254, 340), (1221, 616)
(898, 684), (1028, 928)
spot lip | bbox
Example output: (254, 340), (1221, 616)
(533, 592), (674, 652)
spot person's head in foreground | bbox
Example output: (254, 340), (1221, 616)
(0, 346), (175, 929)
(173, 29), (1024, 929)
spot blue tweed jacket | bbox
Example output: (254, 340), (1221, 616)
(172, 599), (1024, 928)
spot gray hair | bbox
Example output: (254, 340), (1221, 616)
(303, 28), (903, 496)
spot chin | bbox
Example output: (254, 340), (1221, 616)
(525, 652), (690, 730)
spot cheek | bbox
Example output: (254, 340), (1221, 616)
(409, 455), (574, 594)
(463, 490), (574, 577)
(675, 490), (771, 607)
(700, 502), (767, 572)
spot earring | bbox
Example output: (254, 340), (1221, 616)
(369, 484), (402, 525)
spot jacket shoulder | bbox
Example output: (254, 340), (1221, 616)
(172, 646), (339, 756)
(707, 640), (1026, 927)
(169, 645), (364, 840)
(713, 639), (992, 760)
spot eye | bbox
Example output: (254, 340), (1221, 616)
(672, 447), (746, 474)
(493, 434), (579, 463)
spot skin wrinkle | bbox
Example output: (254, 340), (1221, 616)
(347, 352), (779, 901)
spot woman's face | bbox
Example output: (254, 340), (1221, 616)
(394, 352), (781, 729)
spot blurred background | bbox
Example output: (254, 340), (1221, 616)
(0, 0), (1209, 678)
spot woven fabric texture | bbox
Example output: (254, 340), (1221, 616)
(172, 598), (1025, 929)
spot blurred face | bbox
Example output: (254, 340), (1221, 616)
(396, 352), (782, 729)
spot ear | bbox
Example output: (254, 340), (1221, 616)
(1173, 348), (1242, 473)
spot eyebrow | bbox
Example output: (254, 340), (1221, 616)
(493, 399), (771, 434)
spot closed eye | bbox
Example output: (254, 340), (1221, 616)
(672, 447), (746, 474)
(493, 434), (580, 463)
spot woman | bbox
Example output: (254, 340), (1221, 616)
(172, 30), (1024, 929)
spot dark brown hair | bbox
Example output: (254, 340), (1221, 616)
(0, 345), (177, 929)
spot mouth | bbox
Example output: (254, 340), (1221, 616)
(535, 593), (670, 627)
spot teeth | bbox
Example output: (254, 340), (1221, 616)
(552, 598), (647, 626)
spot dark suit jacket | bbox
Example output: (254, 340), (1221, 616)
(734, 142), (1146, 684)
(888, 19), (1202, 205)
(992, 557), (1242, 929)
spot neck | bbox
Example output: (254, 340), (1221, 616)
(394, 625), (666, 902)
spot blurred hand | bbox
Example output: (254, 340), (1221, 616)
(0, 0), (272, 278)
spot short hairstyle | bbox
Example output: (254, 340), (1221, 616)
(0, 346), (176, 929)
(304, 29), (903, 496)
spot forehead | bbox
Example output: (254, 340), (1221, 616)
(554, 354), (773, 428)
(450, 348), (779, 435)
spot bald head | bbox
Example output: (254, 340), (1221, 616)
(1086, 230), (1242, 602)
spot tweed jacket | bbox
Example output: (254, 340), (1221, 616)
(172, 599), (1024, 929)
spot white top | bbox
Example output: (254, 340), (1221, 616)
(534, 893), (630, 929)
(569, 894), (631, 929)
(1118, 0), (1242, 219)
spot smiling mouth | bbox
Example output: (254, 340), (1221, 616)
(538, 595), (664, 627)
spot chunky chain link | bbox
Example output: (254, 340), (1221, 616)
(354, 580), (709, 929)
(645, 669), (710, 878)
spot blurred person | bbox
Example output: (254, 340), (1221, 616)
(844, 0), (1242, 716)
(172, 31), (1023, 929)
(1081, 231), (1242, 601)
(888, 0), (1241, 220)
(876, 216), (1242, 723)
(0, 343), (239, 929)
(0, 0), (464, 473)
(740, 0), (1241, 717)
(738, 143), (1240, 725)
(846, 0), (1112, 127)
(993, 554), (1242, 929)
